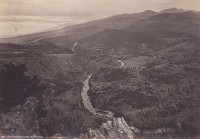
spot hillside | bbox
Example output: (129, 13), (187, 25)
(78, 29), (166, 57)
(79, 9), (200, 138)
(0, 43), (110, 137)
(88, 37), (200, 138)
(126, 11), (200, 37)
(0, 8), (200, 138)
(74, 11), (200, 58)
(0, 10), (158, 46)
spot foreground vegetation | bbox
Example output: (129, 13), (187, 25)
(0, 43), (108, 137)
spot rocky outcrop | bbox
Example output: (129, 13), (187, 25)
(80, 117), (135, 139)
(0, 97), (39, 136)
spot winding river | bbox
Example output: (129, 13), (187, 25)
(81, 74), (96, 114)
(80, 59), (173, 136)
(80, 59), (125, 118)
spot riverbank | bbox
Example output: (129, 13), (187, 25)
(80, 59), (125, 118)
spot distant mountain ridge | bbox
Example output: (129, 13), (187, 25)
(75, 9), (200, 57)
(0, 8), (191, 45)
(160, 7), (185, 13)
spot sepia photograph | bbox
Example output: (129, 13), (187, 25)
(0, 0), (200, 138)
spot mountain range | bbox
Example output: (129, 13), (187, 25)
(0, 8), (200, 138)
(0, 8), (186, 44)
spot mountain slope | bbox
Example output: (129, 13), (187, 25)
(0, 42), (111, 137)
(1, 8), (200, 138)
(0, 10), (158, 45)
(77, 11), (200, 57)
(126, 11), (200, 36)
(78, 28), (167, 57)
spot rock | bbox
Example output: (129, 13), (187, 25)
(82, 117), (135, 139)
(0, 97), (39, 136)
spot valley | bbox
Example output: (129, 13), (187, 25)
(80, 59), (124, 118)
(0, 8), (200, 139)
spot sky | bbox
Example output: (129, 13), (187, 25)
(0, 0), (199, 38)
(0, 0), (200, 17)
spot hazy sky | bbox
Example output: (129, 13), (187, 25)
(0, 0), (200, 18)
(0, 0), (199, 38)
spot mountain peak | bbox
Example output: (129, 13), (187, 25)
(143, 10), (157, 13)
(160, 7), (185, 13)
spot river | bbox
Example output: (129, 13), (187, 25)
(81, 74), (96, 114)
(80, 59), (175, 136)
(80, 59), (125, 118)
